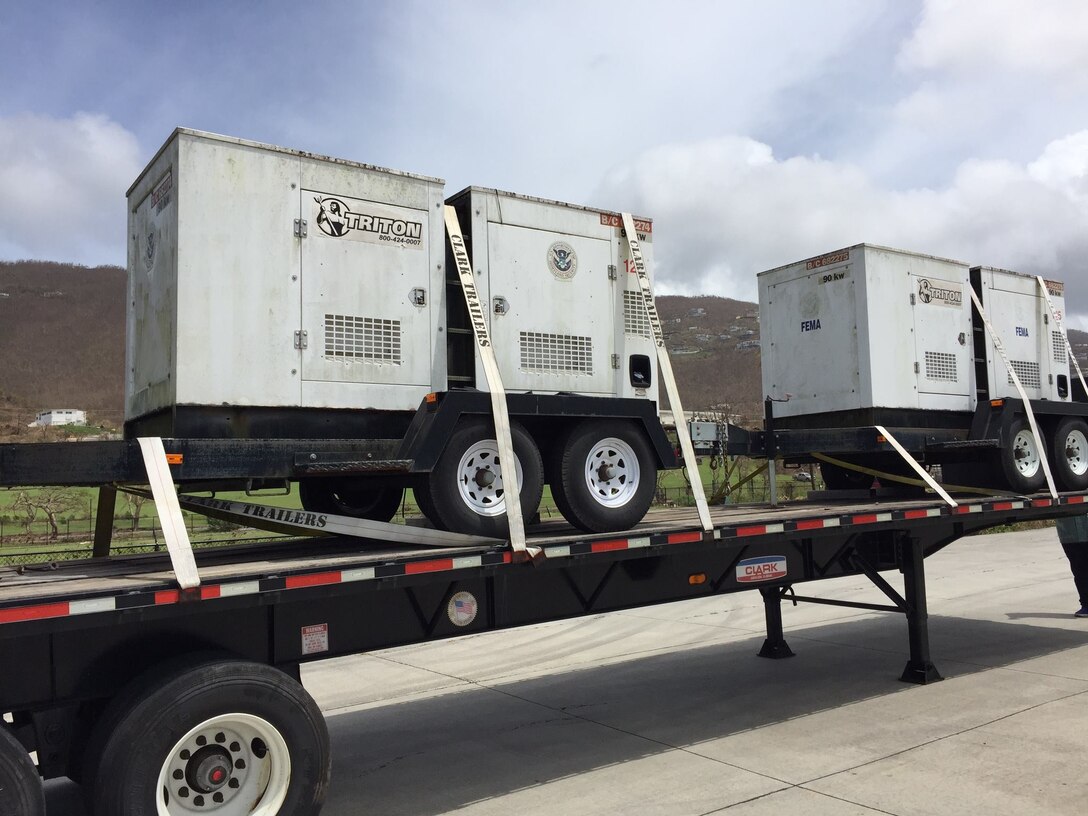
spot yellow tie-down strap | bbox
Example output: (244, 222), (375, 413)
(811, 452), (1011, 498)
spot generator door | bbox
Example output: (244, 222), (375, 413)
(485, 223), (614, 395)
(910, 272), (973, 400)
(299, 190), (433, 390)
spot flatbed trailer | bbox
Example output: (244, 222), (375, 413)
(2, 485), (1087, 815)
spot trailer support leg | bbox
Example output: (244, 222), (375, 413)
(899, 537), (942, 684)
(757, 586), (795, 659)
(92, 485), (117, 558)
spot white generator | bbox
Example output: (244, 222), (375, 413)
(125, 129), (446, 433)
(445, 187), (658, 401)
(759, 244), (1068, 422)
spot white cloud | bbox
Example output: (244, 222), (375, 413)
(899, 0), (1088, 78)
(595, 132), (1088, 325)
(0, 113), (141, 266)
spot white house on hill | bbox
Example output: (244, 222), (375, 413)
(32, 409), (86, 427)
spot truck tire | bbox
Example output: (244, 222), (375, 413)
(425, 419), (543, 537)
(87, 658), (329, 816)
(819, 461), (873, 491)
(1051, 417), (1088, 492)
(299, 479), (403, 522)
(0, 725), (44, 816)
(998, 417), (1046, 494)
(550, 420), (657, 533)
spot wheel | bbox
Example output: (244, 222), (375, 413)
(819, 461), (873, 491)
(425, 419), (543, 537)
(87, 658), (329, 816)
(998, 416), (1046, 493)
(1051, 417), (1088, 492)
(550, 420), (657, 533)
(0, 724), (44, 816)
(298, 478), (402, 522)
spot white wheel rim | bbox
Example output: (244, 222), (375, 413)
(156, 713), (290, 816)
(1064, 429), (1088, 477)
(455, 440), (523, 517)
(1012, 429), (1040, 477)
(583, 437), (641, 508)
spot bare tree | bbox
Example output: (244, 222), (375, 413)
(28, 488), (78, 540)
(12, 491), (36, 536)
(123, 491), (148, 532)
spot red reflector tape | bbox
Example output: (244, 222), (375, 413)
(667, 531), (703, 544)
(405, 559), (455, 575)
(200, 585), (222, 600)
(903, 510), (930, 519)
(795, 518), (826, 530)
(991, 502), (1014, 511)
(737, 525), (767, 537)
(155, 590), (179, 605)
(592, 539), (629, 553)
(852, 514), (879, 525)
(285, 571), (342, 589)
(1031, 499), (1052, 508)
(0, 602), (70, 624)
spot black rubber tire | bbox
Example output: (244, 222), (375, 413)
(88, 658), (329, 816)
(1051, 417), (1088, 492)
(0, 725), (44, 816)
(819, 461), (873, 491)
(299, 478), (403, 522)
(550, 420), (657, 533)
(997, 416), (1046, 494)
(425, 419), (543, 537)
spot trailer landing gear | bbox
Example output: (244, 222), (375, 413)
(757, 535), (943, 685)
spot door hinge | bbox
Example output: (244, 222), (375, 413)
(294, 219), (308, 238)
(294, 330), (308, 350)
(612, 353), (621, 370)
(608, 264), (617, 280)
(913, 361), (920, 374)
(910, 293), (916, 306)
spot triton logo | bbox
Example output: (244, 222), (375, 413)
(917, 278), (962, 307)
(313, 196), (423, 246)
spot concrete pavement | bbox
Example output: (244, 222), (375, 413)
(45, 526), (1088, 814)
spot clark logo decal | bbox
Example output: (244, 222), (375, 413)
(547, 241), (578, 280)
(917, 278), (962, 308)
(311, 194), (424, 250)
(736, 555), (788, 583)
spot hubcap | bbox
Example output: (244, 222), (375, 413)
(584, 438), (641, 508)
(157, 713), (290, 815)
(1064, 429), (1088, 476)
(1011, 429), (1040, 477)
(456, 440), (523, 517)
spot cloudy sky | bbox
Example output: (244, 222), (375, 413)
(3, 0), (1088, 322)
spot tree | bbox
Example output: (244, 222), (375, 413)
(12, 492), (36, 536)
(122, 491), (148, 532)
(27, 488), (78, 540)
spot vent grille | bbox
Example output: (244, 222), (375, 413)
(519, 332), (593, 375)
(1053, 331), (1068, 364)
(324, 314), (401, 363)
(1007, 360), (1041, 389)
(623, 291), (652, 337)
(924, 351), (958, 382)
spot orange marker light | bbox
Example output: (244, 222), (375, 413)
(165, 453), (184, 465)
(688, 573), (707, 585)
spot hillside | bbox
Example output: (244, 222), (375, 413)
(0, 262), (126, 438)
(2, 261), (1088, 439)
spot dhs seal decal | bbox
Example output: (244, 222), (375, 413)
(547, 241), (578, 280)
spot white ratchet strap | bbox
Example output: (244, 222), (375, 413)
(969, 288), (1057, 498)
(137, 437), (201, 588)
(621, 213), (713, 531)
(444, 206), (535, 559)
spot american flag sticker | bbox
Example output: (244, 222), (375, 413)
(447, 591), (479, 627)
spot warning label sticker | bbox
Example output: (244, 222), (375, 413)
(301, 623), (329, 655)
